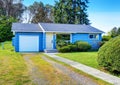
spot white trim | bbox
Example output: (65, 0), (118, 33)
(70, 33), (72, 43)
(38, 23), (45, 32)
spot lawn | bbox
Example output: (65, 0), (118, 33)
(0, 41), (33, 85)
(56, 52), (100, 69)
(57, 52), (120, 78)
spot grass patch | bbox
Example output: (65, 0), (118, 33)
(56, 52), (120, 77)
(30, 54), (76, 85)
(57, 52), (99, 69)
(0, 41), (33, 85)
(43, 53), (112, 85)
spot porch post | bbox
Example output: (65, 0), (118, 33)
(53, 33), (56, 49)
(70, 33), (73, 43)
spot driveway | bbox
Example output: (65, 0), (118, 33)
(23, 54), (97, 85)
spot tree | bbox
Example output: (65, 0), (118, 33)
(0, 0), (25, 19)
(53, 0), (90, 24)
(28, 1), (53, 23)
(117, 27), (120, 35)
(0, 16), (17, 42)
(109, 27), (118, 38)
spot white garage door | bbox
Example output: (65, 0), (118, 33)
(19, 35), (39, 52)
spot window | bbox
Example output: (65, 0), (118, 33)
(89, 34), (98, 39)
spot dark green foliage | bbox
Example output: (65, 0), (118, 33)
(57, 41), (91, 53)
(56, 40), (70, 48)
(0, 16), (17, 42)
(109, 27), (120, 38)
(99, 41), (106, 47)
(110, 27), (118, 38)
(53, 0), (90, 24)
(75, 41), (91, 51)
(58, 45), (71, 53)
(98, 36), (120, 74)
(102, 35), (112, 41)
(57, 44), (77, 53)
(100, 35), (112, 47)
(56, 34), (70, 40)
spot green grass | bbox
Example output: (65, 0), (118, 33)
(0, 41), (33, 85)
(57, 52), (120, 78)
(43, 53), (112, 85)
(57, 52), (100, 69)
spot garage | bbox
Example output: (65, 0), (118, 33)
(19, 35), (39, 52)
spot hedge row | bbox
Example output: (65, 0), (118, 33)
(57, 41), (91, 53)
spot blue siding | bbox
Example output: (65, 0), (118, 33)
(53, 34), (56, 49)
(71, 33), (102, 50)
(13, 32), (44, 52)
(43, 33), (46, 49)
(14, 33), (19, 52)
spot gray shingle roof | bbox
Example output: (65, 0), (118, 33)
(12, 23), (104, 33)
(12, 23), (43, 32)
(40, 23), (104, 33)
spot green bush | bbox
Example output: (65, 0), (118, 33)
(99, 41), (106, 47)
(75, 41), (91, 52)
(58, 45), (70, 53)
(102, 35), (112, 41)
(57, 41), (91, 53)
(56, 40), (70, 48)
(98, 36), (120, 74)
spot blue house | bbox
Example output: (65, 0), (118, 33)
(12, 23), (104, 52)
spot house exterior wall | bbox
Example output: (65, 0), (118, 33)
(13, 32), (44, 52)
(71, 33), (102, 49)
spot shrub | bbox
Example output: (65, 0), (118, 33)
(99, 41), (106, 47)
(57, 41), (92, 53)
(102, 35), (112, 41)
(58, 45), (70, 53)
(98, 36), (120, 74)
(56, 40), (70, 48)
(75, 41), (91, 51)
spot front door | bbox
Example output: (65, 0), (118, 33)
(46, 33), (53, 49)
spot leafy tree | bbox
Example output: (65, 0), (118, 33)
(0, 0), (25, 19)
(53, 0), (90, 24)
(0, 16), (17, 42)
(109, 27), (119, 38)
(28, 1), (53, 23)
(117, 27), (120, 35)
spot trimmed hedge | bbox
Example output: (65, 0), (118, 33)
(98, 36), (120, 74)
(75, 41), (91, 52)
(57, 41), (91, 53)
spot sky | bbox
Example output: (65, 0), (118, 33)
(23, 0), (120, 32)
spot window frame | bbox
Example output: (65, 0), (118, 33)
(89, 34), (99, 39)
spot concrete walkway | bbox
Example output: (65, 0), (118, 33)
(45, 53), (120, 85)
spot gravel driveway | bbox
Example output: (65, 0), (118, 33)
(23, 54), (98, 85)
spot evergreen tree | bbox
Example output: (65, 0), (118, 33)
(0, 16), (17, 42)
(53, 0), (90, 24)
